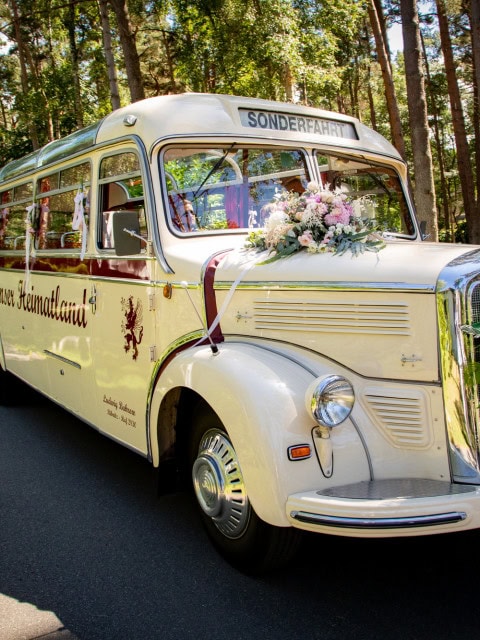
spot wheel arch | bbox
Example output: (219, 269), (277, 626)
(148, 343), (319, 526)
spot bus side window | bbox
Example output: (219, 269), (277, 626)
(36, 162), (91, 250)
(0, 183), (33, 251)
(98, 151), (147, 251)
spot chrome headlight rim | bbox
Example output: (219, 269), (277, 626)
(307, 374), (355, 428)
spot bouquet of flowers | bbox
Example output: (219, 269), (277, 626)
(246, 182), (385, 263)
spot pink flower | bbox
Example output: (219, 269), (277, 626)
(324, 204), (352, 227)
(298, 230), (314, 246)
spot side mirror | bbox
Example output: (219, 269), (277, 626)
(111, 210), (142, 256)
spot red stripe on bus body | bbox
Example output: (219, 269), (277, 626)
(90, 258), (151, 280)
(0, 255), (150, 280)
(203, 251), (231, 345)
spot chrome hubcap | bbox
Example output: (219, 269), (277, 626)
(192, 429), (250, 539)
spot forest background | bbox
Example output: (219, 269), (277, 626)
(0, 0), (479, 244)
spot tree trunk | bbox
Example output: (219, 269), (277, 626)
(470, 0), (480, 211)
(364, 22), (378, 131)
(350, 54), (360, 119)
(400, 0), (438, 240)
(373, 0), (391, 56)
(284, 63), (295, 102)
(421, 31), (451, 238)
(161, 29), (177, 94)
(472, 0), (480, 106)
(436, 0), (478, 242)
(65, 0), (84, 129)
(366, 63), (378, 130)
(367, 0), (406, 159)
(108, 0), (145, 103)
(8, 0), (40, 149)
(98, 0), (121, 110)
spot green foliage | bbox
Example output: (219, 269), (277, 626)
(0, 126), (33, 167)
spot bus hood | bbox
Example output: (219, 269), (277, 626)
(214, 241), (480, 289)
(209, 241), (480, 382)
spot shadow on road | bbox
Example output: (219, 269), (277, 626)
(1, 389), (479, 640)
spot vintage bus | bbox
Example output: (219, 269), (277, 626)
(1, 93), (480, 573)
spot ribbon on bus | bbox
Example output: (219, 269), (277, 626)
(190, 256), (258, 351)
(72, 188), (88, 260)
(24, 203), (36, 290)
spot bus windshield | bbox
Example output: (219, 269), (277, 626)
(162, 145), (414, 237)
(163, 146), (309, 232)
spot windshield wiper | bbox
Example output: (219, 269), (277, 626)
(191, 142), (236, 202)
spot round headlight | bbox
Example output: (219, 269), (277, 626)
(306, 375), (355, 427)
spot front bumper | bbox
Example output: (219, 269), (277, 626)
(287, 478), (480, 537)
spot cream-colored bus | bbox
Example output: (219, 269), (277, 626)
(1, 93), (479, 573)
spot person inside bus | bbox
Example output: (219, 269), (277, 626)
(169, 195), (197, 231)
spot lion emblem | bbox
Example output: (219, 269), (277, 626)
(121, 296), (144, 360)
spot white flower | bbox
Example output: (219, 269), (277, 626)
(321, 192), (335, 204)
(264, 222), (294, 247)
(264, 209), (288, 232)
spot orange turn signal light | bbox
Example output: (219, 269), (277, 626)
(287, 445), (312, 461)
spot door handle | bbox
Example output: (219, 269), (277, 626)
(89, 284), (97, 314)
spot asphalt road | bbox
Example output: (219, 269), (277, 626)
(2, 387), (480, 640)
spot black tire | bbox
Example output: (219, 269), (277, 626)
(189, 404), (300, 574)
(0, 366), (21, 406)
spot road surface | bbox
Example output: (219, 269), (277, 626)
(1, 387), (480, 639)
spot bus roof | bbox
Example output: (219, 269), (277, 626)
(0, 93), (402, 184)
(0, 121), (103, 183)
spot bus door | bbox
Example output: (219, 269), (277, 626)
(89, 150), (156, 455)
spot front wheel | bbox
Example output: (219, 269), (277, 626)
(189, 406), (300, 574)
(0, 366), (21, 406)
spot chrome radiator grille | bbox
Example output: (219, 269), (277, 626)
(454, 278), (480, 481)
(471, 283), (480, 343)
(435, 253), (480, 483)
(470, 283), (480, 409)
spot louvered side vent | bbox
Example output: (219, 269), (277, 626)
(253, 300), (411, 336)
(363, 390), (432, 449)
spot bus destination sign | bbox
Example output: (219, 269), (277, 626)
(239, 108), (358, 140)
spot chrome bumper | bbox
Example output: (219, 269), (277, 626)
(290, 510), (466, 529)
(287, 478), (479, 537)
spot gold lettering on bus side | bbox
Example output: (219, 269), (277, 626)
(103, 394), (137, 427)
(16, 279), (88, 328)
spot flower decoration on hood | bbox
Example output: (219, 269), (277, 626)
(246, 182), (386, 263)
